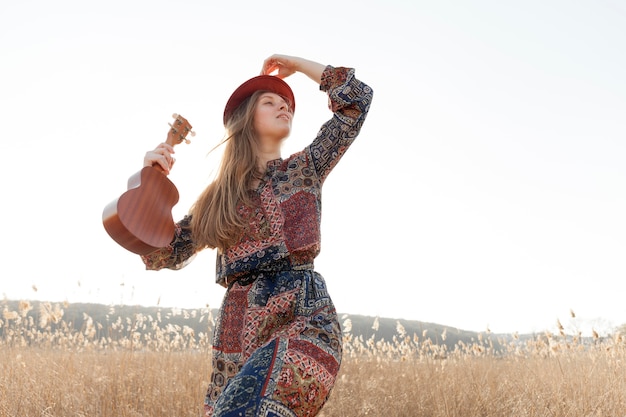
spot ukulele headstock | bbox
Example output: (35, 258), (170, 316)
(166, 113), (195, 146)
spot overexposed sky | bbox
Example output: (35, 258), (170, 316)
(1, 0), (625, 334)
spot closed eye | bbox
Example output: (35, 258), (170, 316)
(260, 95), (292, 112)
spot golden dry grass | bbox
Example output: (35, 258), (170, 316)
(323, 350), (626, 416)
(2, 302), (626, 417)
(0, 349), (210, 417)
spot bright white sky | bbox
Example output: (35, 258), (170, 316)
(1, 0), (625, 335)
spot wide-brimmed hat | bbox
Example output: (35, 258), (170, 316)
(223, 75), (295, 125)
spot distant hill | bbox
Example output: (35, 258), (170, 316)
(345, 313), (484, 348)
(1, 299), (499, 349)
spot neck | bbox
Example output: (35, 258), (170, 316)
(256, 141), (282, 171)
(258, 151), (280, 170)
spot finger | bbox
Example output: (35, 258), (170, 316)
(151, 151), (167, 166)
(155, 155), (172, 174)
(261, 62), (279, 75)
(156, 143), (175, 153)
(261, 56), (285, 75)
(161, 150), (174, 168)
(157, 147), (172, 158)
(261, 55), (277, 73)
(260, 58), (272, 75)
(145, 149), (173, 172)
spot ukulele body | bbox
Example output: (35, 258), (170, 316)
(103, 166), (179, 255)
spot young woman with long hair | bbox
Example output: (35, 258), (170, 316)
(141, 54), (373, 417)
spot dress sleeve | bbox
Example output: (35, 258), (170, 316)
(140, 215), (197, 270)
(306, 65), (374, 183)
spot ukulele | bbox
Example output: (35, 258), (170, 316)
(102, 114), (195, 255)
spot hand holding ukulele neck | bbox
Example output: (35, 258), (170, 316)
(103, 113), (195, 254)
(150, 114), (195, 175)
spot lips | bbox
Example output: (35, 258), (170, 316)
(277, 113), (291, 121)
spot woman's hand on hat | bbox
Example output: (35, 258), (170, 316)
(144, 143), (176, 175)
(261, 54), (300, 79)
(262, 54), (326, 84)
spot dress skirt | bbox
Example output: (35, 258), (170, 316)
(204, 268), (343, 417)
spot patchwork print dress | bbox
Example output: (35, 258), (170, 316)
(142, 65), (373, 417)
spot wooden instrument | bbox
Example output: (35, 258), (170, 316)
(103, 114), (195, 255)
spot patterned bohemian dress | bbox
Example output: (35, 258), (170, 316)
(141, 65), (373, 417)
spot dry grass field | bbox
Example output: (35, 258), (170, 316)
(2, 302), (625, 417)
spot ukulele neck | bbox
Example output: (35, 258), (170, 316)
(153, 113), (194, 173)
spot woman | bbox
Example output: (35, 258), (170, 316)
(141, 54), (373, 417)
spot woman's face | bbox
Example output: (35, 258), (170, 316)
(253, 92), (293, 150)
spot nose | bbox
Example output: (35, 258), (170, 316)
(279, 101), (287, 111)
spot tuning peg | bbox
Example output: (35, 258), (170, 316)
(168, 122), (179, 134)
(172, 113), (179, 119)
(183, 138), (191, 144)
(190, 131), (196, 137)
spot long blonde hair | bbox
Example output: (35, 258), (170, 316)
(190, 90), (267, 251)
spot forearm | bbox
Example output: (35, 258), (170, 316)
(307, 66), (374, 183)
(295, 58), (326, 84)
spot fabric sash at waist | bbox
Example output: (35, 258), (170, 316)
(223, 258), (314, 287)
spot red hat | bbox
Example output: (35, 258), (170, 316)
(223, 75), (295, 125)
